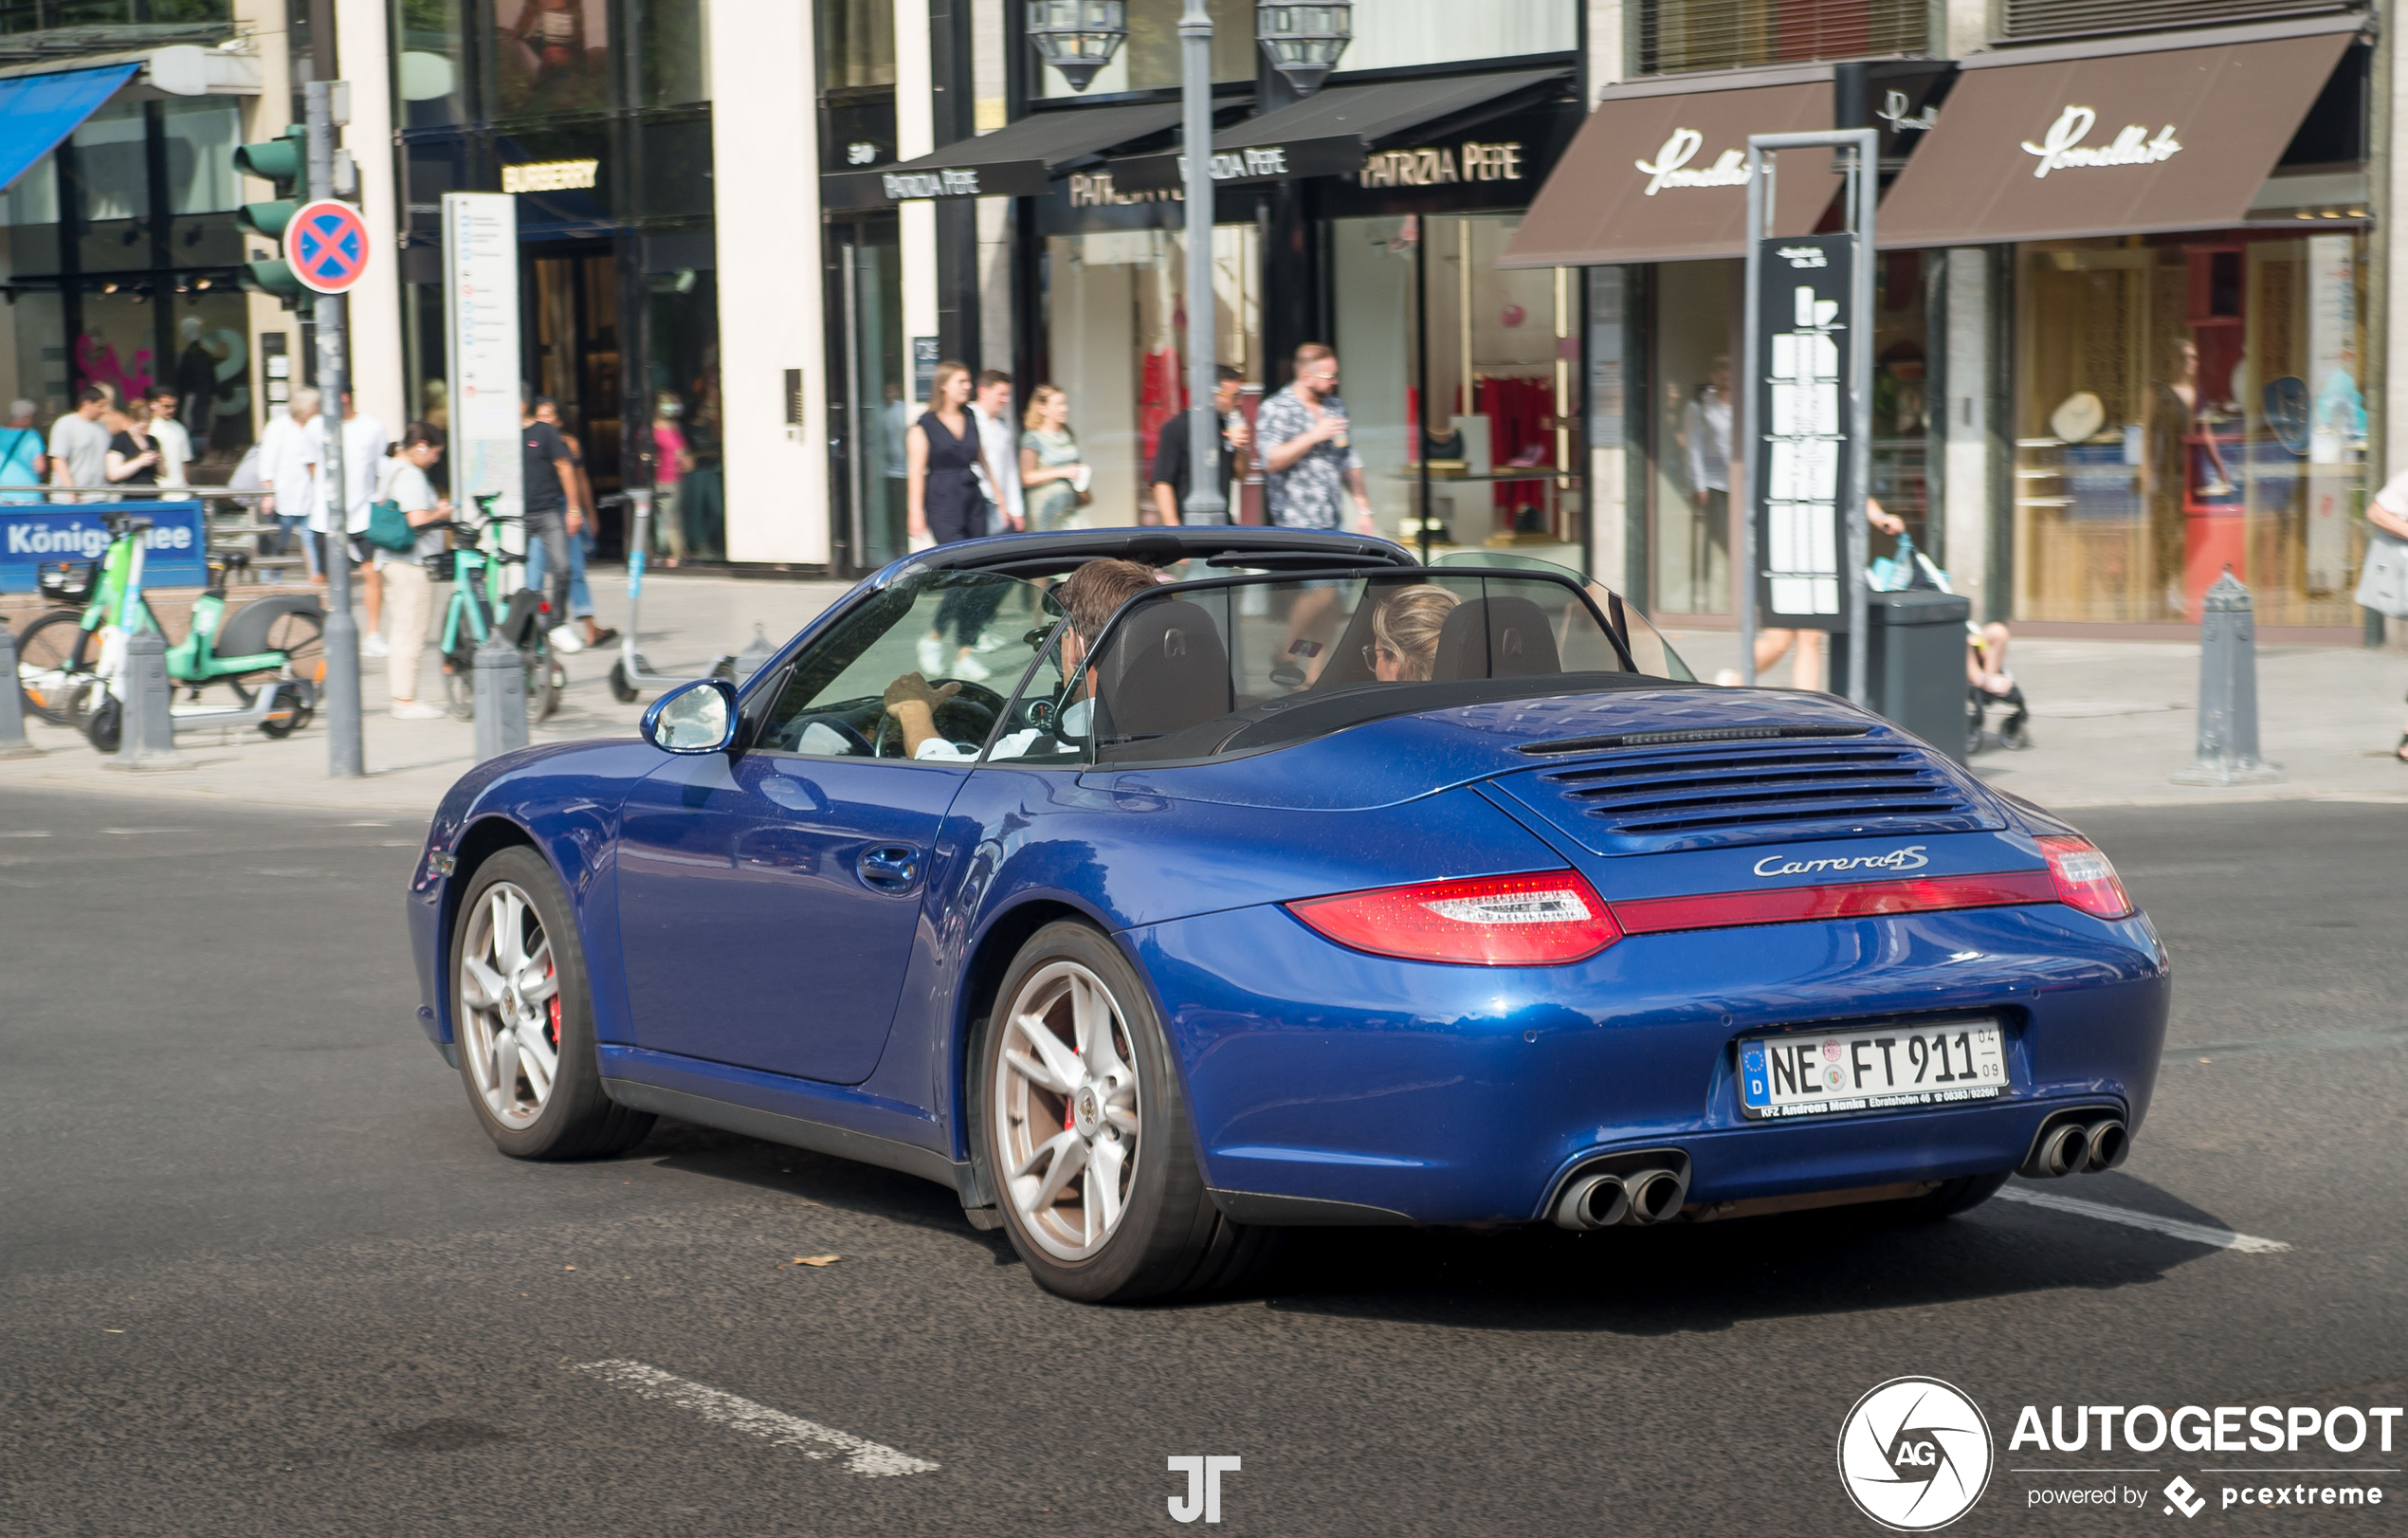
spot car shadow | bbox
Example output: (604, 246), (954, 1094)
(1250, 1181), (2223, 1333)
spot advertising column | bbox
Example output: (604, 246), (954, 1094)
(1753, 236), (1854, 627)
(443, 193), (525, 553)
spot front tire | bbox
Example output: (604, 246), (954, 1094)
(976, 921), (1278, 1303)
(16, 610), (94, 725)
(451, 847), (653, 1160)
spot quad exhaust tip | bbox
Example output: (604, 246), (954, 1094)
(1551, 1153), (1691, 1231)
(2019, 1113), (2129, 1179)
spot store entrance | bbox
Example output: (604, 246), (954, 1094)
(826, 213), (904, 576)
(522, 245), (625, 555)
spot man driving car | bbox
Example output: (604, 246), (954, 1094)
(885, 558), (1158, 761)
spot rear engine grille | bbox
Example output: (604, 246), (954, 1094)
(1541, 739), (1986, 843)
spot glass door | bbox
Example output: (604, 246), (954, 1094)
(828, 213), (903, 574)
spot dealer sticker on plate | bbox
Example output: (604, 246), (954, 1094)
(1737, 1021), (2005, 1120)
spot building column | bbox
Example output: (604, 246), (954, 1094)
(1942, 247), (1991, 620)
(711, 0), (830, 562)
(335, 0), (405, 435)
(1584, 0), (1629, 591)
(896, 0), (939, 406)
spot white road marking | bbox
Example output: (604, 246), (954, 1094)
(573, 1360), (939, 1476)
(1996, 1187), (2290, 1254)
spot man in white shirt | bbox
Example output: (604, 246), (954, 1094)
(880, 558), (1158, 761)
(258, 389), (321, 575)
(306, 391), (392, 653)
(46, 386), (111, 503)
(145, 386), (192, 488)
(969, 370), (1023, 536)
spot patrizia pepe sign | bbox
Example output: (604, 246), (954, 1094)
(1634, 128), (1749, 194)
(2020, 105), (2182, 177)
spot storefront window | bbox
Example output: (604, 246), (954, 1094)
(1340, 0), (1577, 74)
(2013, 232), (2368, 627)
(1871, 250), (1930, 557)
(0, 291), (67, 425)
(71, 101), (150, 275)
(494, 0), (611, 119)
(648, 267), (721, 558)
(3, 151), (62, 276)
(1036, 0), (1253, 98)
(396, 0), (474, 128)
(162, 290), (254, 463)
(1636, 0), (1925, 77)
(1648, 258), (1735, 614)
(819, 0), (895, 90)
(637, 0), (709, 106)
(1040, 224), (1261, 524)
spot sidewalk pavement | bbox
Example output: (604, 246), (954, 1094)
(0, 572), (2399, 821)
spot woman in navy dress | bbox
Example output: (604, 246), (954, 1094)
(905, 360), (1006, 678)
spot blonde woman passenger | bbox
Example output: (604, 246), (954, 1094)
(1367, 584), (1460, 682)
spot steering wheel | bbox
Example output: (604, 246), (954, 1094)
(871, 679), (1011, 758)
(785, 713), (875, 757)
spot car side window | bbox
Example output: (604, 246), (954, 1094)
(982, 623), (1091, 767)
(753, 569), (1058, 760)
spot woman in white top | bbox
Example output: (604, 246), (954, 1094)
(376, 423), (453, 719)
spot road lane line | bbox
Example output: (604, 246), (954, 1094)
(572, 1360), (939, 1476)
(1995, 1187), (2290, 1254)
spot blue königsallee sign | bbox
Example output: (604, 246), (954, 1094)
(0, 501), (208, 593)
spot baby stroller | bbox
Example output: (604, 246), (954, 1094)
(1869, 536), (2031, 757)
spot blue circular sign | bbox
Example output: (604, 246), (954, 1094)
(285, 199), (371, 295)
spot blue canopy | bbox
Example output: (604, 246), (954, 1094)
(0, 64), (138, 195)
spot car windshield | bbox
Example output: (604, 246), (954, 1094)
(1019, 569), (1690, 767)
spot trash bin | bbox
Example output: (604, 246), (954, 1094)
(1827, 589), (1972, 762)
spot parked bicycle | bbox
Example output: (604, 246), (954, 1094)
(432, 492), (564, 723)
(16, 512), (322, 749)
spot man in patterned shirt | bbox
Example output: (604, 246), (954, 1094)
(1258, 342), (1376, 536)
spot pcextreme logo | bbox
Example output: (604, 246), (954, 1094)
(1838, 1378), (1995, 1531)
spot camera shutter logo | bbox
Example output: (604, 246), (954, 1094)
(1836, 1377), (1993, 1530)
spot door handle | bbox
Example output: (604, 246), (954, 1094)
(856, 843), (921, 891)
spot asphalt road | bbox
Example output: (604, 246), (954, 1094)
(2, 789), (2401, 1536)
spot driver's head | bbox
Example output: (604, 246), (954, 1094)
(1053, 558), (1158, 677)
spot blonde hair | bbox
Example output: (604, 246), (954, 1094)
(928, 360), (971, 404)
(1024, 383), (1067, 433)
(1372, 585), (1460, 681)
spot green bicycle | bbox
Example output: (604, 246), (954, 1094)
(17, 512), (322, 747)
(431, 492), (564, 723)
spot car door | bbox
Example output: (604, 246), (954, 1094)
(615, 567), (1059, 1085)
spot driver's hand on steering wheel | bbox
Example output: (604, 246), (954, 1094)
(883, 671), (961, 714)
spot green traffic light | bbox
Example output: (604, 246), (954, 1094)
(241, 259), (309, 307)
(233, 125), (306, 189)
(236, 199), (298, 240)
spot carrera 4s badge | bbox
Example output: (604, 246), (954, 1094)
(1754, 845), (1932, 879)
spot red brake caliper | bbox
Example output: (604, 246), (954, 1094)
(545, 959), (561, 1049)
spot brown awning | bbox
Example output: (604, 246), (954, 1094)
(1497, 79), (1843, 267)
(1875, 26), (2357, 247)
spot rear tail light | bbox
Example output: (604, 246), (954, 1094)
(2037, 835), (2132, 919)
(1286, 870), (1621, 967)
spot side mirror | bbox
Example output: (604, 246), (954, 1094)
(642, 677), (739, 754)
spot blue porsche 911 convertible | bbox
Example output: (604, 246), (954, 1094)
(407, 526), (2169, 1302)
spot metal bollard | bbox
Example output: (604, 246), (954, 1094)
(0, 618), (45, 760)
(471, 628), (530, 763)
(733, 623), (777, 685)
(101, 630), (192, 772)
(2172, 569), (2285, 786)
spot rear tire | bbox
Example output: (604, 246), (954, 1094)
(975, 920), (1279, 1303)
(1887, 1170), (2011, 1224)
(16, 610), (94, 725)
(451, 846), (654, 1160)
(84, 694), (121, 753)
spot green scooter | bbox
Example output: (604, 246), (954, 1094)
(15, 512), (322, 750)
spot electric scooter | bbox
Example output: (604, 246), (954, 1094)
(606, 487), (735, 704)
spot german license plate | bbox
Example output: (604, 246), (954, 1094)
(1737, 1021), (2006, 1120)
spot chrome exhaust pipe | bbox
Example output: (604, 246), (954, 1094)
(2081, 1119), (2128, 1173)
(1622, 1166), (1691, 1225)
(2022, 1121), (2090, 1180)
(1553, 1172), (1630, 1231)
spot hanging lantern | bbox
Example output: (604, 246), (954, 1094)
(1256, 1), (1351, 98)
(1027, 0), (1129, 93)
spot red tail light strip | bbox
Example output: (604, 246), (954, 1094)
(1613, 870), (2061, 936)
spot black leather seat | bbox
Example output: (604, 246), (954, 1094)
(1092, 598), (1233, 741)
(1428, 595), (1562, 682)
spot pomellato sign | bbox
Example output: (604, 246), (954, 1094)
(1635, 128), (1749, 194)
(2020, 105), (2183, 178)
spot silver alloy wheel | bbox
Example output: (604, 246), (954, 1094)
(994, 959), (1141, 1261)
(459, 881), (562, 1130)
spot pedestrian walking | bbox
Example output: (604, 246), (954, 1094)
(1259, 345), (1374, 676)
(2361, 469), (2408, 762)
(525, 398), (618, 650)
(309, 391), (391, 650)
(46, 386), (110, 503)
(650, 393), (692, 567)
(1020, 385), (1090, 533)
(258, 389), (322, 575)
(0, 399), (46, 504)
(971, 370), (1024, 535)
(1729, 497), (1907, 689)
(375, 423), (453, 720)
(145, 387), (192, 488)
(906, 361), (1003, 680)
(102, 410), (161, 487)
(520, 393), (584, 653)
(1149, 365), (1250, 526)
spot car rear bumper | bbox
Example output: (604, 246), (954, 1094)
(1127, 900), (2169, 1225)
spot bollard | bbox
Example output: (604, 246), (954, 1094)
(471, 628), (530, 763)
(2172, 569), (2285, 786)
(101, 630), (192, 772)
(0, 618), (45, 760)
(733, 623), (776, 685)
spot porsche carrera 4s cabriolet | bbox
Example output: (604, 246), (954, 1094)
(407, 527), (2169, 1302)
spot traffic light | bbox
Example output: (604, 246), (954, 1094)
(234, 125), (309, 306)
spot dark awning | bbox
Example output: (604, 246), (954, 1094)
(1107, 68), (1571, 192)
(821, 101), (1183, 209)
(0, 64), (136, 195)
(1874, 17), (2359, 247)
(1497, 69), (1844, 267)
